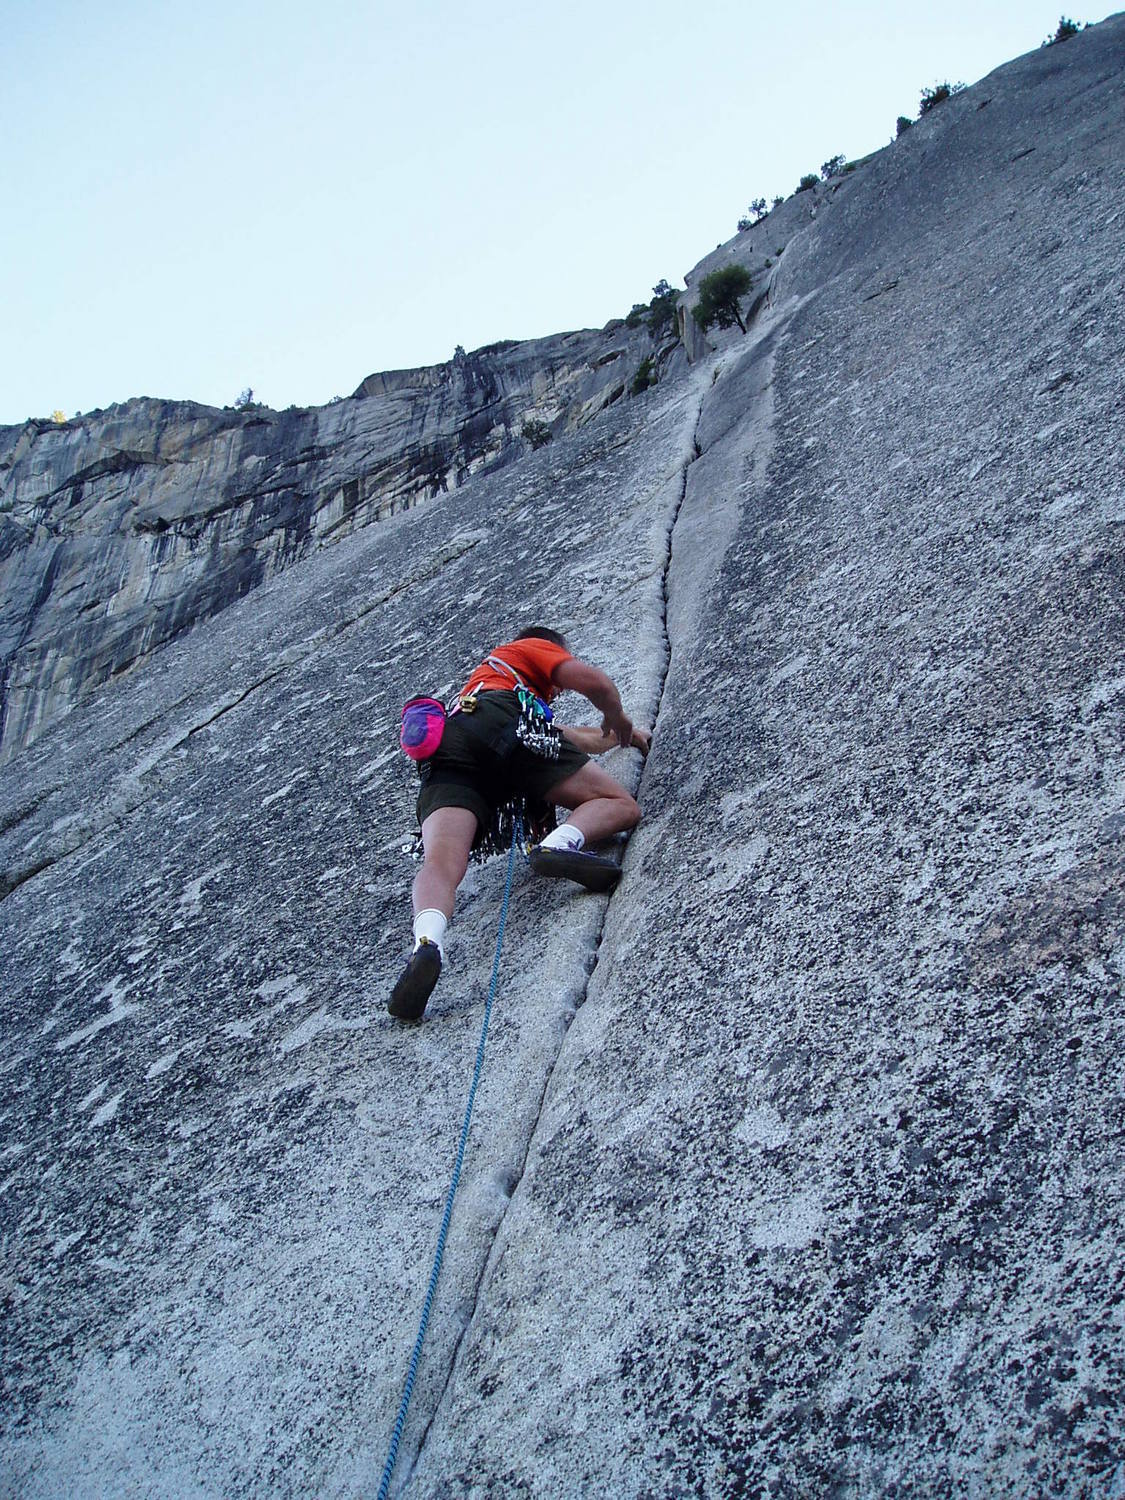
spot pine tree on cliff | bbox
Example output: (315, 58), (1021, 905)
(692, 265), (754, 335)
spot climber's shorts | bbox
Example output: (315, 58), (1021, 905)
(415, 690), (589, 832)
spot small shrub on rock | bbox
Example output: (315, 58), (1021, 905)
(919, 81), (965, 115)
(630, 357), (656, 396)
(234, 387), (255, 410)
(896, 115), (913, 137)
(624, 282), (680, 337)
(796, 173), (819, 193)
(521, 419), (552, 450)
(1044, 16), (1083, 43)
(647, 280), (679, 339)
(692, 264), (754, 336)
(820, 154), (846, 180)
(771, 196), (784, 209)
(738, 196), (769, 232)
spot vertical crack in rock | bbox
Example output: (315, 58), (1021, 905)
(648, 396), (707, 741)
(405, 390), (710, 1489)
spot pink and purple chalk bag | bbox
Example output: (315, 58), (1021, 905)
(400, 696), (446, 760)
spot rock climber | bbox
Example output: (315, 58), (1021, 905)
(390, 627), (651, 1020)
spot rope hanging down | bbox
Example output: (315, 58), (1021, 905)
(377, 814), (523, 1500)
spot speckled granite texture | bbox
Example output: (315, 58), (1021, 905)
(2, 15), (1124, 1499)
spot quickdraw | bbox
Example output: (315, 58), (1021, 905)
(482, 653), (562, 761)
(514, 685), (561, 760)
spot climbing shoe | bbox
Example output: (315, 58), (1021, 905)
(528, 845), (622, 893)
(388, 940), (442, 1021)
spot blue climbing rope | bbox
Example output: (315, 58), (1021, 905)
(377, 814), (523, 1500)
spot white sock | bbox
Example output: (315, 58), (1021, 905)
(539, 824), (585, 853)
(413, 909), (448, 956)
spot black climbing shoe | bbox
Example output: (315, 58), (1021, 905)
(528, 845), (622, 893)
(388, 940), (442, 1021)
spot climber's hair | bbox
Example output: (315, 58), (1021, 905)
(518, 626), (569, 649)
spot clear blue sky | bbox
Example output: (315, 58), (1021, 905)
(0, 2), (1106, 423)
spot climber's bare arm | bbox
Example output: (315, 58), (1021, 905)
(554, 656), (633, 742)
(559, 723), (651, 755)
(552, 654), (651, 756)
(553, 655), (652, 757)
(559, 724), (616, 754)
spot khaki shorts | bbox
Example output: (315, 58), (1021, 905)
(416, 691), (589, 832)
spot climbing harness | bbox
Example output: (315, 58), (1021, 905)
(404, 646), (565, 865)
(465, 653), (562, 760)
(376, 813), (523, 1500)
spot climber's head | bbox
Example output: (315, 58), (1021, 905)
(517, 625), (569, 650)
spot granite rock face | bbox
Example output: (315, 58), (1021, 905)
(2, 16), (1125, 1499)
(0, 325), (679, 766)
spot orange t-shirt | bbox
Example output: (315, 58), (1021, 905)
(461, 636), (572, 703)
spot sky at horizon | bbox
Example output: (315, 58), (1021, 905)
(1, 2), (1109, 425)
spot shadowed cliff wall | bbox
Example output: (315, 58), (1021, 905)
(0, 324), (679, 765)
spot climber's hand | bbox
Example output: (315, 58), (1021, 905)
(630, 726), (652, 757)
